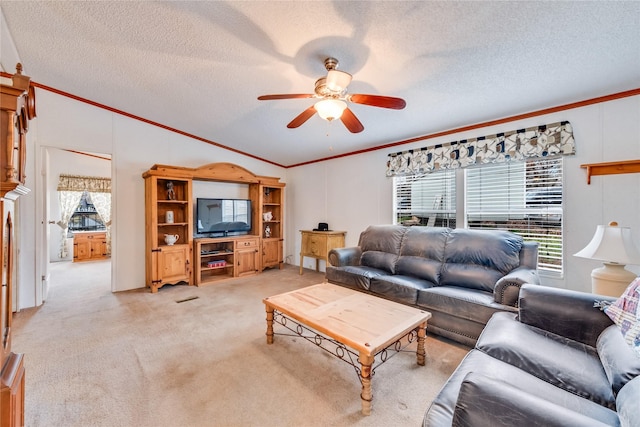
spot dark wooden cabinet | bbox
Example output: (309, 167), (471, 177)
(0, 353), (25, 427)
(1, 64), (33, 427)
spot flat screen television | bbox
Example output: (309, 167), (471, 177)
(196, 198), (251, 236)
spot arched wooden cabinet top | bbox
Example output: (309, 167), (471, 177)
(142, 162), (283, 186)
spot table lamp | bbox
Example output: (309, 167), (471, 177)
(574, 221), (640, 297)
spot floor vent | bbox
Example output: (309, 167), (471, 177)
(176, 296), (199, 303)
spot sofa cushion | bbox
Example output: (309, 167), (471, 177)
(452, 372), (614, 427)
(360, 251), (398, 274)
(369, 275), (434, 305)
(358, 224), (407, 254)
(476, 312), (616, 409)
(597, 325), (640, 396)
(395, 226), (448, 282)
(394, 226), (447, 282)
(617, 376), (640, 427)
(416, 286), (513, 324)
(440, 229), (523, 292)
(395, 256), (443, 284)
(400, 226), (449, 259)
(357, 225), (408, 273)
(423, 350), (619, 427)
(325, 265), (387, 291)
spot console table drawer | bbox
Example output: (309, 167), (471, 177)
(235, 238), (259, 250)
(303, 234), (323, 256)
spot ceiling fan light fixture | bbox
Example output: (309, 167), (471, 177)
(259, 57), (406, 132)
(315, 99), (347, 121)
(326, 69), (352, 92)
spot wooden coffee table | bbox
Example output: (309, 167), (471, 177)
(263, 283), (431, 415)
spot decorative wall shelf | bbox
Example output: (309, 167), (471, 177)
(580, 159), (640, 184)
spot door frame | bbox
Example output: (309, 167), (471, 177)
(35, 146), (115, 306)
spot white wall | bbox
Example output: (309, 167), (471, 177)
(15, 87), (640, 309)
(287, 95), (640, 293)
(17, 89), (285, 309)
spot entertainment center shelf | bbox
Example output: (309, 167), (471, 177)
(142, 162), (285, 293)
(194, 236), (260, 285)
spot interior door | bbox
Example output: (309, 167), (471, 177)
(41, 147), (51, 302)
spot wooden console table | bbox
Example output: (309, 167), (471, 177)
(299, 230), (346, 275)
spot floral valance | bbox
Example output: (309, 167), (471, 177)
(386, 121), (575, 177)
(57, 174), (111, 193)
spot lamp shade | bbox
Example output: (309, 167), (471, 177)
(314, 99), (347, 121)
(574, 222), (640, 265)
(326, 69), (352, 92)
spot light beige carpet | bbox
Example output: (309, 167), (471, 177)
(12, 260), (469, 427)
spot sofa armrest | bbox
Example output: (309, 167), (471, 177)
(494, 266), (540, 306)
(518, 283), (615, 347)
(328, 247), (362, 267)
(452, 372), (612, 427)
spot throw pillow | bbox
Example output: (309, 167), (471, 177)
(604, 277), (640, 357)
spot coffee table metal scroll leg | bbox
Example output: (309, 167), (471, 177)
(265, 302), (274, 344)
(359, 353), (374, 415)
(416, 321), (427, 366)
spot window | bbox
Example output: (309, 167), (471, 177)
(68, 191), (106, 232)
(466, 157), (563, 275)
(394, 169), (456, 228)
(393, 157), (563, 275)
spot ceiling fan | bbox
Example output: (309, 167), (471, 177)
(258, 57), (406, 133)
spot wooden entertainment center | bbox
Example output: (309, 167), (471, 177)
(142, 162), (285, 293)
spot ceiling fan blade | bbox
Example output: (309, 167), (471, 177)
(287, 106), (317, 128)
(340, 108), (364, 133)
(348, 94), (406, 110)
(258, 94), (315, 100)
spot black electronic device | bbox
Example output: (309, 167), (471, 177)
(313, 222), (330, 231)
(196, 198), (251, 237)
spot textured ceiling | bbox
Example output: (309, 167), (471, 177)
(2, 1), (639, 167)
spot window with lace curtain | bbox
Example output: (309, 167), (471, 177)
(68, 191), (106, 232)
(57, 174), (111, 258)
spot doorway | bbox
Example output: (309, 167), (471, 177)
(42, 147), (113, 302)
